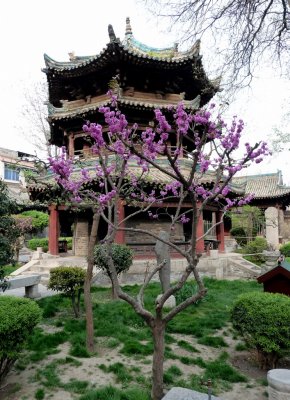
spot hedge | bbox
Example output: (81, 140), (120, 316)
(231, 291), (290, 368)
(0, 296), (41, 382)
(28, 237), (73, 253)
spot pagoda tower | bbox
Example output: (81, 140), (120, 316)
(43, 18), (219, 157)
(38, 18), (224, 256)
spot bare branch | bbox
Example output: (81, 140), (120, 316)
(137, 260), (167, 307)
(142, 0), (290, 91)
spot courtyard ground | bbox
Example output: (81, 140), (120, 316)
(1, 278), (288, 400)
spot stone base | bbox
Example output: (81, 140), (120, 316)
(210, 249), (219, 258)
(267, 369), (290, 400)
(162, 387), (222, 400)
(25, 284), (40, 299)
(156, 294), (176, 309)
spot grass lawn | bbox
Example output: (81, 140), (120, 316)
(2, 264), (21, 276)
(4, 278), (268, 400)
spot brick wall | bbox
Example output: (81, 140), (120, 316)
(74, 219), (89, 256)
(125, 219), (185, 244)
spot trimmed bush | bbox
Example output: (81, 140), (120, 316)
(47, 266), (86, 318)
(279, 242), (290, 257)
(230, 227), (247, 247)
(0, 296), (41, 382)
(231, 291), (290, 369)
(94, 244), (133, 276)
(28, 238), (49, 252)
(28, 237), (72, 253)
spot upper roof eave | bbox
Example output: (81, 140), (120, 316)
(43, 40), (203, 74)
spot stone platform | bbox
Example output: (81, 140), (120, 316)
(162, 387), (221, 399)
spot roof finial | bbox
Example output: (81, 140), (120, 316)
(68, 51), (76, 61)
(108, 24), (117, 42)
(125, 17), (132, 35)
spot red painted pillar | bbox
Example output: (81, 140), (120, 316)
(48, 205), (59, 255)
(115, 200), (125, 244)
(196, 208), (205, 254)
(216, 211), (225, 252)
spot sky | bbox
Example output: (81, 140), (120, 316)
(1, 0), (290, 182)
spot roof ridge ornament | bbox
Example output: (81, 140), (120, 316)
(193, 39), (201, 54)
(125, 17), (132, 36)
(108, 24), (117, 42)
(68, 51), (76, 61)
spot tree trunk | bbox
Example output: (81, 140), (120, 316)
(109, 276), (119, 299)
(84, 211), (100, 354)
(151, 318), (165, 400)
(77, 289), (81, 314)
(71, 293), (79, 318)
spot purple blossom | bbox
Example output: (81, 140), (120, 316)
(179, 214), (190, 224)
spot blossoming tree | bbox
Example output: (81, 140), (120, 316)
(49, 95), (269, 400)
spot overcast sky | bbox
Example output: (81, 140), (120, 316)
(1, 0), (290, 182)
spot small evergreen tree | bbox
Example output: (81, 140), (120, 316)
(47, 266), (86, 318)
(94, 244), (133, 298)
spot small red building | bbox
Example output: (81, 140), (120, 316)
(257, 263), (290, 297)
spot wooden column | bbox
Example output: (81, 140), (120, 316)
(48, 205), (59, 255)
(196, 209), (205, 254)
(216, 211), (225, 252)
(115, 200), (125, 244)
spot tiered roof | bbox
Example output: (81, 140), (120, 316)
(43, 17), (220, 130)
(28, 157), (218, 193)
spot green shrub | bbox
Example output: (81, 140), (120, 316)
(231, 291), (290, 368)
(230, 227), (247, 247)
(62, 237), (73, 249)
(28, 238), (49, 252)
(34, 388), (45, 399)
(0, 296), (42, 382)
(28, 237), (72, 253)
(243, 236), (268, 263)
(279, 242), (290, 257)
(47, 266), (86, 318)
(94, 244), (133, 276)
(197, 335), (228, 348)
(21, 210), (49, 231)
